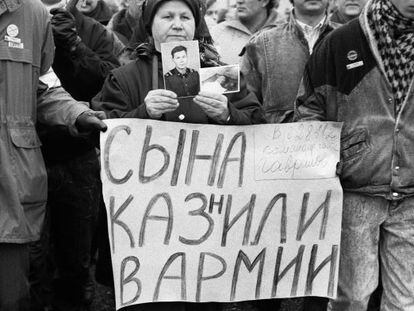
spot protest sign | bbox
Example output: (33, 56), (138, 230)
(100, 120), (343, 310)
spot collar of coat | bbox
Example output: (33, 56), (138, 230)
(285, 9), (340, 51)
(288, 9), (340, 35)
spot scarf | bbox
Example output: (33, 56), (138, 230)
(367, 0), (414, 111)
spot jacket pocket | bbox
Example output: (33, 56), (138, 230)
(341, 128), (370, 162)
(0, 42), (38, 118)
(8, 126), (47, 205)
(338, 128), (372, 188)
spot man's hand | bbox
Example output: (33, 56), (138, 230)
(194, 91), (229, 122)
(50, 8), (81, 51)
(75, 111), (107, 133)
(145, 89), (179, 119)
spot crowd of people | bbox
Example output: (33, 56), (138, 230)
(1, 0), (414, 310)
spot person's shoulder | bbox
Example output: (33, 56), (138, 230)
(242, 24), (281, 57)
(22, 0), (50, 34)
(188, 68), (198, 73)
(248, 20), (289, 45)
(319, 18), (363, 50)
(210, 21), (234, 39)
(24, 0), (48, 17)
(333, 18), (361, 36)
(165, 69), (174, 77)
(310, 18), (365, 70)
(327, 20), (342, 30)
(211, 21), (231, 33)
(79, 13), (106, 32)
(24, 0), (45, 10)
(111, 59), (146, 81)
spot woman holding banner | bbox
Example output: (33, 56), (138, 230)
(92, 0), (265, 310)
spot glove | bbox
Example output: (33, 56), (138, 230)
(50, 8), (81, 51)
(75, 110), (108, 133)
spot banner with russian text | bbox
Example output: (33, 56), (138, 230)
(100, 120), (343, 310)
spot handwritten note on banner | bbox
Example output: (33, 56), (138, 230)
(100, 120), (343, 310)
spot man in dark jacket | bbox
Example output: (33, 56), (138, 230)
(31, 1), (119, 310)
(295, 0), (414, 309)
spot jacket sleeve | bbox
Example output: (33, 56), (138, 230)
(91, 72), (150, 119)
(37, 81), (90, 134)
(240, 36), (264, 104)
(37, 16), (90, 134)
(294, 37), (332, 122)
(225, 71), (266, 125)
(294, 67), (327, 121)
(63, 15), (120, 93)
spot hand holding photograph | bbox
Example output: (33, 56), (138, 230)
(200, 65), (240, 94)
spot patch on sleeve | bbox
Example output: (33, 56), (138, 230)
(39, 68), (61, 88)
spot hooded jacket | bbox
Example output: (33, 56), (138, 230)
(295, 0), (414, 199)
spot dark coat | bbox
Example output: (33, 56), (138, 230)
(40, 13), (120, 163)
(53, 13), (119, 101)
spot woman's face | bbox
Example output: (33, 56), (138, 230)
(151, 0), (196, 51)
(206, 2), (219, 22)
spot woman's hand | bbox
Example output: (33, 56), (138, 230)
(194, 91), (229, 123)
(145, 89), (179, 119)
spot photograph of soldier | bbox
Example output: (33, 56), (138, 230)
(161, 41), (201, 98)
(200, 64), (240, 94)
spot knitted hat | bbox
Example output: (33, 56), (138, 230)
(142, 0), (201, 35)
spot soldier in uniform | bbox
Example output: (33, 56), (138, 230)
(164, 45), (200, 97)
